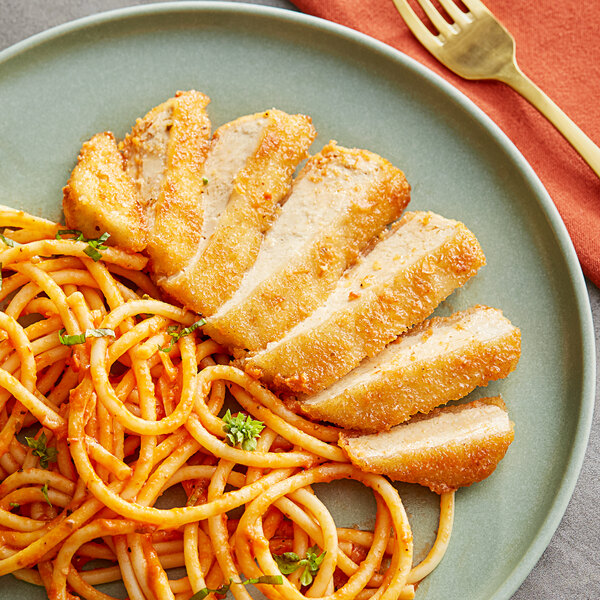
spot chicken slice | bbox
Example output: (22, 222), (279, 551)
(63, 132), (146, 252)
(298, 305), (521, 431)
(120, 89), (212, 276)
(204, 142), (410, 352)
(339, 397), (515, 494)
(63, 91), (316, 316)
(245, 211), (486, 394)
(160, 109), (316, 315)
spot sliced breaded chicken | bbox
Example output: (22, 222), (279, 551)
(63, 132), (146, 252)
(204, 142), (410, 352)
(64, 92), (315, 309)
(245, 211), (486, 394)
(160, 109), (316, 314)
(339, 397), (515, 494)
(120, 90), (212, 276)
(299, 305), (521, 431)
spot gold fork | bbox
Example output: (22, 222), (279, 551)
(392, 0), (600, 178)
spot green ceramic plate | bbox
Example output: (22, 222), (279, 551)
(0, 3), (595, 599)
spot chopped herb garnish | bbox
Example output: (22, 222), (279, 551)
(24, 432), (58, 469)
(186, 484), (205, 507)
(159, 318), (206, 353)
(56, 230), (110, 261)
(58, 328), (115, 346)
(41, 483), (52, 507)
(222, 409), (265, 452)
(273, 552), (302, 575)
(244, 576), (283, 586)
(190, 576), (283, 600)
(9, 502), (19, 510)
(190, 582), (230, 600)
(273, 546), (326, 586)
(0, 234), (19, 247)
(56, 229), (85, 241)
(202, 177), (209, 185)
(84, 232), (110, 261)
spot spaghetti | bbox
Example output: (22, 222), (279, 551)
(0, 205), (454, 600)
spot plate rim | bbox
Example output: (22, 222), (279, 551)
(0, 2), (596, 598)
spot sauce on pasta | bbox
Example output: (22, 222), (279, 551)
(0, 206), (453, 600)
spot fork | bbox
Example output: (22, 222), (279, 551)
(392, 0), (600, 178)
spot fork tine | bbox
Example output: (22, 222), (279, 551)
(436, 0), (470, 25)
(414, 0), (456, 36)
(459, 0), (492, 17)
(392, 0), (444, 54)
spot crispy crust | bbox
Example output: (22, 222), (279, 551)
(62, 132), (147, 252)
(245, 212), (486, 394)
(163, 109), (316, 316)
(299, 305), (521, 431)
(149, 91), (212, 277)
(339, 397), (515, 494)
(121, 90), (212, 277)
(205, 142), (411, 351)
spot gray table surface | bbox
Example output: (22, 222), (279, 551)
(1, 1), (598, 598)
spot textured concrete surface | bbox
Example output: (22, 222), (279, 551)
(1, 1), (598, 597)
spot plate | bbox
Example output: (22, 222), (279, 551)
(0, 3), (595, 599)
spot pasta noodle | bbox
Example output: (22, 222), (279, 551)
(0, 207), (454, 600)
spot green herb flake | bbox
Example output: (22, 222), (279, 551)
(56, 230), (110, 261)
(202, 177), (209, 185)
(305, 546), (326, 572)
(24, 432), (58, 469)
(190, 576), (283, 600)
(0, 234), (19, 247)
(40, 483), (52, 507)
(222, 409), (265, 452)
(189, 582), (230, 600)
(9, 502), (19, 510)
(84, 232), (110, 262)
(56, 229), (85, 241)
(58, 328), (115, 346)
(245, 576), (283, 586)
(84, 246), (102, 261)
(159, 318), (206, 353)
(272, 552), (301, 574)
(186, 485), (204, 507)
(273, 546), (326, 587)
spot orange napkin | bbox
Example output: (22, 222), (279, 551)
(291, 0), (600, 287)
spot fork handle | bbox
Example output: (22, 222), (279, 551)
(498, 64), (600, 178)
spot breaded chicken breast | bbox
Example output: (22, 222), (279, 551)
(63, 132), (146, 252)
(339, 397), (514, 494)
(245, 211), (486, 394)
(64, 92), (316, 320)
(299, 305), (521, 431)
(204, 142), (410, 352)
(161, 109), (316, 315)
(121, 90), (212, 277)
(63, 96), (520, 442)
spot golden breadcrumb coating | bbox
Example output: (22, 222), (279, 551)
(162, 109), (316, 316)
(63, 132), (146, 252)
(339, 397), (515, 494)
(245, 211), (486, 394)
(299, 305), (521, 431)
(205, 142), (410, 352)
(120, 90), (212, 277)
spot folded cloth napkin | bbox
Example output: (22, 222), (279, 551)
(292, 0), (600, 287)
